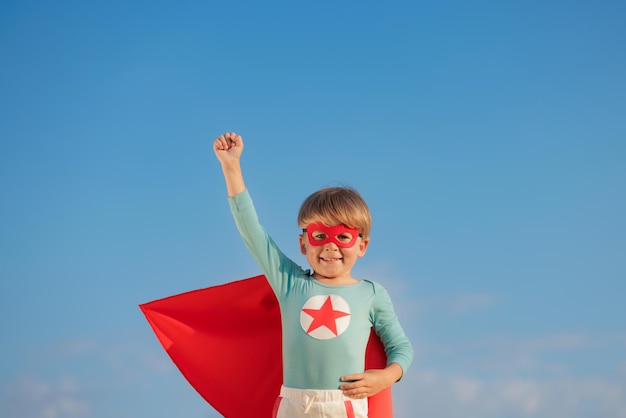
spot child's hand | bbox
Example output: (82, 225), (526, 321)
(340, 369), (393, 399)
(340, 363), (403, 399)
(214, 132), (243, 166)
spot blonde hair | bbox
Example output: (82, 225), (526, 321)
(297, 187), (372, 239)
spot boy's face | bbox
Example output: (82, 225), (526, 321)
(299, 222), (369, 284)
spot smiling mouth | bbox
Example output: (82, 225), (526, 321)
(320, 257), (342, 263)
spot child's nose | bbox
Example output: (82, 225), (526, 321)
(322, 241), (339, 250)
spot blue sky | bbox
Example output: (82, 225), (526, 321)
(1, 1), (625, 417)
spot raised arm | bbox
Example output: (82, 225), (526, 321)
(213, 131), (304, 296)
(214, 132), (245, 197)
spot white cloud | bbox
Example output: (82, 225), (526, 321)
(411, 331), (613, 377)
(448, 292), (497, 314)
(103, 340), (174, 386)
(450, 375), (482, 403)
(500, 380), (541, 413)
(391, 330), (626, 418)
(1, 333), (198, 418)
(355, 260), (498, 320)
(393, 371), (626, 418)
(618, 361), (626, 378)
(26, 333), (175, 387)
(0, 375), (90, 418)
(514, 332), (592, 352)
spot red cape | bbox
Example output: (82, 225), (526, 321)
(140, 275), (393, 418)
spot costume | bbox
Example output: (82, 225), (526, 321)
(139, 189), (412, 418)
(230, 190), (413, 415)
(140, 275), (394, 418)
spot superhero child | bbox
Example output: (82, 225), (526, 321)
(213, 132), (413, 418)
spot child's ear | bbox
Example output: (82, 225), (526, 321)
(298, 235), (307, 255)
(358, 239), (370, 257)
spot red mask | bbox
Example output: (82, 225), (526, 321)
(303, 222), (362, 248)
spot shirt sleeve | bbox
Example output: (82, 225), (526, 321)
(370, 282), (414, 377)
(228, 189), (306, 296)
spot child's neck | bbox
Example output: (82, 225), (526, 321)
(313, 273), (359, 286)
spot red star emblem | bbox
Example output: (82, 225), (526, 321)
(302, 296), (350, 336)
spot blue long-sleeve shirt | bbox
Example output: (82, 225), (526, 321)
(229, 189), (413, 390)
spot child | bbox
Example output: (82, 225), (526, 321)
(214, 132), (413, 418)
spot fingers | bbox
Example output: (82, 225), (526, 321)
(340, 374), (368, 398)
(341, 370), (389, 399)
(214, 132), (242, 151)
(214, 133), (231, 151)
(341, 373), (364, 383)
(341, 383), (371, 399)
(340, 380), (364, 392)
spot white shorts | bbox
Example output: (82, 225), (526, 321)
(272, 386), (368, 418)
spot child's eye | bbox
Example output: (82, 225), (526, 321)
(337, 234), (353, 242)
(313, 233), (327, 241)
